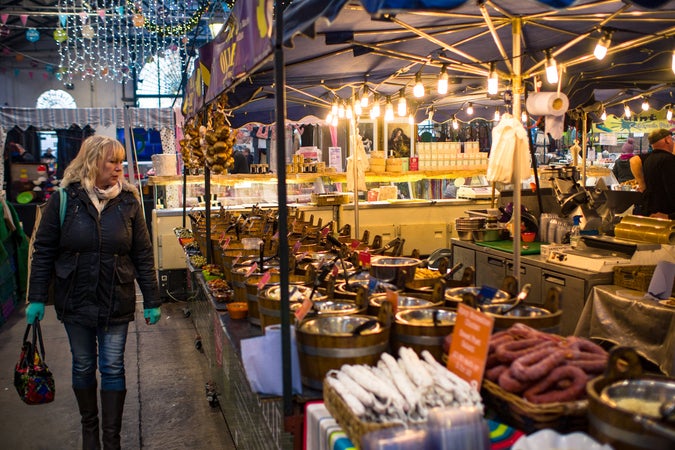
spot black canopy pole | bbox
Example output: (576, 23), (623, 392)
(275, 0), (292, 416)
(524, 89), (544, 214)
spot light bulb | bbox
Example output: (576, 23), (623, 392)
(385, 97), (394, 122)
(545, 53), (558, 84)
(331, 115), (338, 127)
(668, 108), (673, 121)
(346, 103), (353, 119)
(594, 32), (611, 60)
(397, 89), (407, 116)
(601, 110), (607, 121)
(325, 111), (333, 124)
(360, 85), (369, 107)
(642, 99), (650, 111)
(467, 103), (474, 115)
(452, 116), (459, 130)
(487, 63), (498, 95)
(354, 101), (362, 117)
(672, 51), (675, 74)
(521, 111), (528, 122)
(338, 101), (345, 118)
(414, 73), (425, 98)
(331, 101), (338, 116)
(437, 65), (448, 95)
(371, 98), (380, 118)
(624, 104), (631, 118)
(494, 109), (501, 121)
(408, 113), (414, 125)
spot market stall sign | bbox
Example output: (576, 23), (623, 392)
(447, 303), (494, 386)
(198, 0), (273, 106)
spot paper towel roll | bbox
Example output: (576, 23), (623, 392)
(526, 92), (569, 117)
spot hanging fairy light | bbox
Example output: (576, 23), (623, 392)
(452, 115), (459, 130)
(466, 102), (474, 115)
(600, 109), (607, 121)
(667, 106), (673, 121)
(370, 94), (381, 119)
(360, 84), (370, 107)
(545, 50), (558, 84)
(594, 30), (612, 61)
(353, 98), (362, 117)
(494, 109), (501, 121)
(487, 62), (499, 95)
(56, 1), (208, 82)
(384, 96), (394, 122)
(413, 72), (425, 98)
(624, 104), (631, 118)
(641, 98), (650, 111)
(437, 64), (449, 95)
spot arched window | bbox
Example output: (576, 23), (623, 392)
(136, 49), (187, 109)
(36, 89), (77, 108)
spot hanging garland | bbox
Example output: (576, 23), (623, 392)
(126, 1), (211, 37)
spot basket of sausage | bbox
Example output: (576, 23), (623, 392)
(482, 323), (609, 433)
(323, 346), (484, 448)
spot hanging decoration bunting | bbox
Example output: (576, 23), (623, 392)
(1, 14), (8, 25)
(57, 0), (209, 83)
(20, 14), (28, 26)
(54, 28), (68, 43)
(26, 28), (40, 43)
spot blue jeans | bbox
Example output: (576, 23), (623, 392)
(65, 322), (129, 391)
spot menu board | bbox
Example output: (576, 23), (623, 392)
(447, 303), (494, 386)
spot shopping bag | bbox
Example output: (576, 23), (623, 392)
(14, 320), (55, 405)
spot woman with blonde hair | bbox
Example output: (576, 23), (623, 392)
(26, 135), (161, 449)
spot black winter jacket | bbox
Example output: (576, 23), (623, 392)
(28, 182), (160, 327)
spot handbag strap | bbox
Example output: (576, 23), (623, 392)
(23, 321), (47, 361)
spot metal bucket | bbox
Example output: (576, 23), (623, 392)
(393, 308), (456, 362)
(296, 315), (390, 390)
(258, 285), (325, 331)
(370, 256), (421, 285)
(220, 248), (259, 282)
(368, 293), (443, 316)
(587, 347), (675, 450)
(481, 304), (562, 334)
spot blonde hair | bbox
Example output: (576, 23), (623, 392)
(61, 135), (126, 191)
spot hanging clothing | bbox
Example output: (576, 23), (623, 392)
(487, 113), (531, 184)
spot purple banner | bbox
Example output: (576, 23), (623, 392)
(202, 0), (273, 105)
(182, 64), (204, 118)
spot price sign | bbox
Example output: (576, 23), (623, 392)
(221, 236), (231, 250)
(350, 239), (360, 249)
(245, 262), (258, 277)
(385, 289), (399, 315)
(321, 226), (330, 238)
(293, 241), (302, 253)
(294, 297), (313, 322)
(446, 303), (494, 387)
(257, 271), (272, 290)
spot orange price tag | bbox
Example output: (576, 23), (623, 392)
(294, 297), (313, 322)
(232, 253), (242, 266)
(245, 262), (258, 277)
(257, 271), (271, 290)
(385, 289), (399, 315)
(293, 241), (302, 253)
(446, 303), (494, 387)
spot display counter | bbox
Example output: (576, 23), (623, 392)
(450, 239), (614, 335)
(574, 284), (675, 376)
(186, 258), (320, 450)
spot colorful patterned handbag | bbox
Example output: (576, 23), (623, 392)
(14, 320), (55, 405)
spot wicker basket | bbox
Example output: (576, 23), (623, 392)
(481, 379), (588, 433)
(323, 379), (400, 447)
(613, 265), (675, 295)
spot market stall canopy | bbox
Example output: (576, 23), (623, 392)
(215, 0), (675, 127)
(0, 107), (175, 130)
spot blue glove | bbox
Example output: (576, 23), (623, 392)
(144, 307), (161, 325)
(26, 303), (45, 324)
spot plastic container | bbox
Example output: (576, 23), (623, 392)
(361, 426), (428, 450)
(569, 215), (582, 248)
(426, 406), (490, 450)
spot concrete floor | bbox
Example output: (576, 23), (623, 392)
(0, 299), (237, 450)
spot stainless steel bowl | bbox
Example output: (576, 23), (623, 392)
(472, 228), (501, 242)
(370, 294), (442, 310)
(456, 229), (474, 241)
(312, 300), (363, 315)
(370, 256), (421, 283)
(445, 286), (511, 304)
(298, 315), (382, 335)
(264, 285), (327, 302)
(335, 279), (400, 295)
(601, 379), (675, 419)
(395, 308), (457, 326)
(481, 304), (551, 317)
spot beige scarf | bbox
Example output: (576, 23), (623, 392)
(87, 181), (122, 214)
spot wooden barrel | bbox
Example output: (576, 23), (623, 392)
(392, 308), (456, 363)
(487, 307), (562, 334)
(220, 248), (258, 282)
(245, 273), (277, 326)
(296, 315), (390, 390)
(258, 284), (324, 331)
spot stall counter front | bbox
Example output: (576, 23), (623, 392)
(575, 284), (675, 376)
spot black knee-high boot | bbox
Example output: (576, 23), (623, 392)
(73, 385), (101, 450)
(100, 389), (126, 450)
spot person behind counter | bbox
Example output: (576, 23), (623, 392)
(639, 128), (675, 219)
(9, 142), (35, 162)
(25, 135), (161, 449)
(231, 148), (251, 174)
